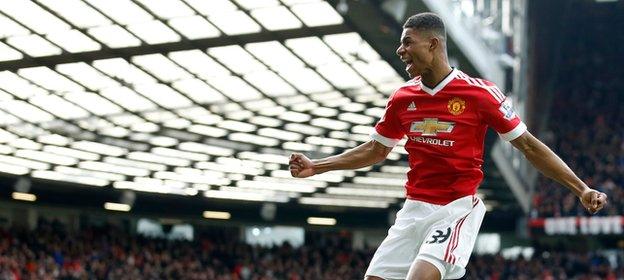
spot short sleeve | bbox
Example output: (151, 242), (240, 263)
(371, 91), (405, 147)
(478, 84), (527, 141)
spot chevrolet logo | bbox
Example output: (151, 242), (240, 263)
(410, 118), (455, 136)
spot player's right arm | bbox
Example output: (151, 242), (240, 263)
(290, 91), (405, 178)
(289, 140), (392, 178)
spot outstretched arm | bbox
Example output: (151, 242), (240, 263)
(510, 131), (608, 214)
(289, 140), (393, 178)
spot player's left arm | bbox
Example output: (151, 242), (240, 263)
(475, 79), (607, 214)
(510, 131), (608, 214)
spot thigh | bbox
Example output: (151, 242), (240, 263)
(417, 197), (486, 279)
(406, 259), (442, 280)
(365, 205), (429, 280)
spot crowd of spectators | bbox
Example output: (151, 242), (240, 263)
(531, 1), (624, 217)
(466, 251), (623, 280)
(0, 219), (373, 280)
(1, 219), (623, 279)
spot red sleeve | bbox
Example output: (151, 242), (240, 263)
(371, 91), (405, 147)
(477, 82), (527, 141)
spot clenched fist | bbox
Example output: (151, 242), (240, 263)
(579, 189), (608, 214)
(289, 153), (315, 178)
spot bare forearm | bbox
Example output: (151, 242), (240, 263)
(521, 138), (588, 197)
(313, 141), (388, 174)
(511, 132), (607, 213)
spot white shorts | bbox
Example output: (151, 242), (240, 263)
(365, 195), (485, 280)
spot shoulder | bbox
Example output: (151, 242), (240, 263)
(390, 77), (421, 99)
(454, 71), (505, 103)
(396, 77), (422, 91)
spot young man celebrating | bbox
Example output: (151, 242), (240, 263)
(288, 13), (607, 280)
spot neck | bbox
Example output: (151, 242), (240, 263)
(421, 62), (453, 89)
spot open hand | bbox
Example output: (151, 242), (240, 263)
(579, 189), (608, 214)
(289, 153), (315, 178)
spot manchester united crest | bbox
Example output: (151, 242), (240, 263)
(447, 97), (466, 115)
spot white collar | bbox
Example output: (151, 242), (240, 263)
(421, 68), (457, 96)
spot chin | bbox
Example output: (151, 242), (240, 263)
(406, 68), (421, 79)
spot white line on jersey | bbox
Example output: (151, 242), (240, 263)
(456, 72), (505, 102)
(476, 78), (505, 101)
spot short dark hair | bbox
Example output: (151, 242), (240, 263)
(403, 12), (446, 39)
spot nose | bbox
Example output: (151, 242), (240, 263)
(396, 45), (404, 57)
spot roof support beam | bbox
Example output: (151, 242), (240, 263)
(0, 24), (351, 71)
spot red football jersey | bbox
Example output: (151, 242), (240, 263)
(372, 69), (526, 205)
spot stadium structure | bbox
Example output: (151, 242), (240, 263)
(0, 0), (622, 279)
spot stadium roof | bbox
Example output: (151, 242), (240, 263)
(0, 0), (518, 225)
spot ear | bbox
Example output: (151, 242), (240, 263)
(429, 37), (439, 51)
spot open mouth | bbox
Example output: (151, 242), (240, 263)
(403, 58), (413, 72)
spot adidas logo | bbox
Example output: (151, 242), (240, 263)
(407, 101), (417, 111)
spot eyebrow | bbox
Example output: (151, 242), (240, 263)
(401, 36), (412, 43)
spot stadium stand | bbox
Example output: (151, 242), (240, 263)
(0, 219), (373, 280)
(466, 251), (622, 279)
(531, 1), (624, 218)
(0, 0), (622, 279)
(1, 219), (623, 280)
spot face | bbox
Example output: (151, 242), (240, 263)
(396, 28), (435, 78)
